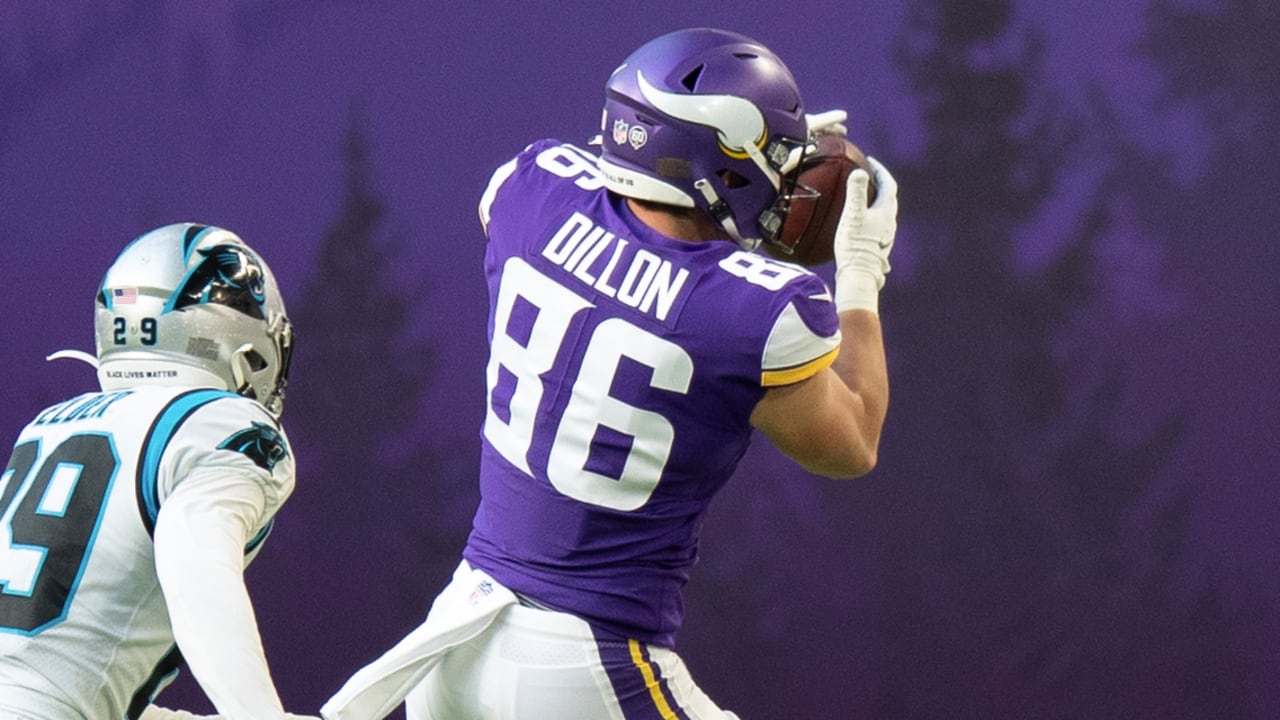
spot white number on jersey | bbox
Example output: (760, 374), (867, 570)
(484, 258), (693, 511)
(718, 250), (807, 291)
(534, 144), (606, 191)
(484, 259), (592, 476)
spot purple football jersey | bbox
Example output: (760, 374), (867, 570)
(463, 139), (841, 648)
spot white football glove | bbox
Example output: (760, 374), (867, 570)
(833, 156), (898, 313)
(805, 109), (848, 137)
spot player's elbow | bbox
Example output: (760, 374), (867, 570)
(833, 446), (879, 479)
(804, 443), (878, 480)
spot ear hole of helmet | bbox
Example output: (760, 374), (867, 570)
(718, 169), (751, 189)
(243, 348), (268, 372)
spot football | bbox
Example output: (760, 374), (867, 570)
(764, 134), (878, 267)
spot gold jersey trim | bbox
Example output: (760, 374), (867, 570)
(760, 345), (839, 387)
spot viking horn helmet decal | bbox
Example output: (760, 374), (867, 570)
(636, 70), (767, 158)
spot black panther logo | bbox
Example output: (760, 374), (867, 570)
(173, 244), (268, 319)
(218, 421), (289, 472)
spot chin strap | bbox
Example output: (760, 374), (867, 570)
(46, 349), (100, 368)
(693, 178), (761, 252)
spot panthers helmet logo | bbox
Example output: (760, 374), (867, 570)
(172, 244), (268, 319)
(218, 421), (289, 472)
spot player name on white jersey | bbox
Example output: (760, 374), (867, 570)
(541, 212), (690, 322)
(32, 390), (133, 426)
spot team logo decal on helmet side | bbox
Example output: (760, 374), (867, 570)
(181, 223), (213, 258)
(635, 70), (767, 159)
(218, 421), (290, 472)
(168, 245), (268, 319)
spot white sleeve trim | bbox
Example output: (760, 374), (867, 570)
(761, 301), (841, 377)
(477, 157), (520, 235)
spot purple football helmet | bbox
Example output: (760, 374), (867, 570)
(597, 28), (810, 251)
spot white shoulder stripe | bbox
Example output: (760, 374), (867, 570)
(478, 157), (520, 235)
(762, 301), (841, 372)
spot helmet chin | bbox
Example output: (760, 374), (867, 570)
(96, 356), (232, 394)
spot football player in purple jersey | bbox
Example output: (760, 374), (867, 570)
(323, 27), (897, 720)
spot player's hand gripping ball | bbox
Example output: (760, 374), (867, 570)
(765, 134), (879, 267)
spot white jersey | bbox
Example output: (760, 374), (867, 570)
(0, 386), (295, 720)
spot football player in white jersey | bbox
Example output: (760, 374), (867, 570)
(321, 28), (897, 720)
(0, 223), (313, 719)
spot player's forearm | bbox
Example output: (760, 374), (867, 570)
(833, 309), (889, 464)
(164, 555), (285, 719)
(754, 311), (888, 479)
(155, 480), (288, 720)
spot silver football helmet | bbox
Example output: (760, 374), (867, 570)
(87, 223), (293, 415)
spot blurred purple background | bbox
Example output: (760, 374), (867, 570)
(2, 1), (1277, 718)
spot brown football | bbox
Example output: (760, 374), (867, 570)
(765, 134), (878, 267)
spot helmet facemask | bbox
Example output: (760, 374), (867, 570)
(693, 133), (812, 250)
(230, 313), (293, 416)
(756, 137), (825, 255)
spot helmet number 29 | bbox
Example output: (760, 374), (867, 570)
(113, 316), (158, 346)
(483, 258), (692, 511)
